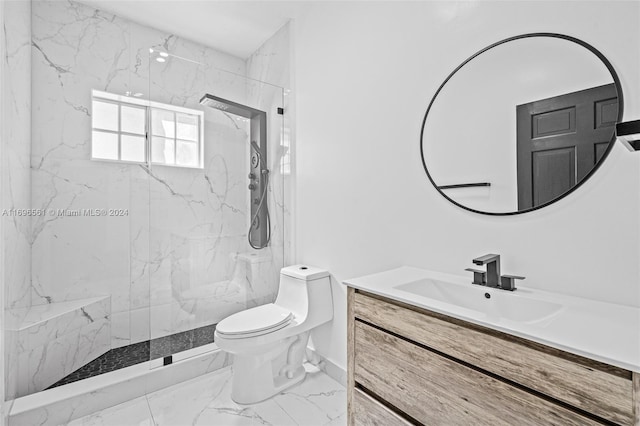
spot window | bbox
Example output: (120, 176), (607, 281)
(91, 90), (204, 168)
(150, 108), (201, 167)
(91, 98), (146, 162)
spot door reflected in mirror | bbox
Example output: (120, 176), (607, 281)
(420, 34), (622, 215)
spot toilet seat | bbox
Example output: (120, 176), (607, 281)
(216, 304), (293, 339)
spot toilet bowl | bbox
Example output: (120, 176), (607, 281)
(214, 265), (333, 404)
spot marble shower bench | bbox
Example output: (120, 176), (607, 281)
(6, 296), (111, 397)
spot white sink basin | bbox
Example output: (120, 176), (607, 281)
(344, 266), (640, 372)
(395, 279), (563, 323)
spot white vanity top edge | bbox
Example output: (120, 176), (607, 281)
(343, 266), (640, 373)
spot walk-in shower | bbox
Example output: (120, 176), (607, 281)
(4, 22), (289, 409)
(200, 94), (272, 250)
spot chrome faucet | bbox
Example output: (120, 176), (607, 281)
(465, 253), (525, 291)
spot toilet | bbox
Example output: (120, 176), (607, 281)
(214, 265), (333, 404)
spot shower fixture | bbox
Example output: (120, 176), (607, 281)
(199, 94), (270, 249)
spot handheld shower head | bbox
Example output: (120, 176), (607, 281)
(249, 140), (271, 250)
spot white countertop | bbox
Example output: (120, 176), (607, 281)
(343, 266), (640, 373)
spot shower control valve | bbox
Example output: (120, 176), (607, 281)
(248, 173), (256, 180)
(248, 183), (256, 190)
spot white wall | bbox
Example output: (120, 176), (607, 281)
(294, 1), (640, 371)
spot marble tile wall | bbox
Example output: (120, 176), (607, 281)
(245, 22), (294, 307)
(2, 0), (32, 404)
(8, 297), (110, 355)
(29, 0), (250, 348)
(25, 316), (110, 396)
(1, 0), (6, 416)
(142, 55), (253, 341)
(30, 0), (290, 349)
(7, 297), (110, 398)
(3, 0), (32, 311)
(3, 0), (291, 401)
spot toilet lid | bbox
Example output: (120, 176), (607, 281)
(216, 304), (293, 336)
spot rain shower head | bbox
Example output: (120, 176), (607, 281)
(199, 94), (264, 119)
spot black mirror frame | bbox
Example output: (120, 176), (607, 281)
(420, 33), (624, 216)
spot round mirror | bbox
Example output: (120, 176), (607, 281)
(420, 33), (623, 215)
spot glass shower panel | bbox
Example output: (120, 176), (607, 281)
(147, 50), (286, 364)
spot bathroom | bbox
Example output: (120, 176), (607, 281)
(1, 0), (639, 425)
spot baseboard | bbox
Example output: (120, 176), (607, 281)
(305, 347), (346, 387)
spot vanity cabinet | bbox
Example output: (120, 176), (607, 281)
(347, 288), (640, 426)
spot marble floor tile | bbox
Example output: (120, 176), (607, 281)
(66, 396), (154, 426)
(67, 363), (346, 426)
(146, 367), (240, 426)
(269, 367), (347, 425)
(324, 413), (347, 426)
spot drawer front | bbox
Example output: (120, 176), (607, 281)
(353, 389), (412, 426)
(354, 291), (633, 425)
(355, 321), (601, 426)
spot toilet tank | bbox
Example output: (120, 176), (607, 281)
(275, 265), (333, 328)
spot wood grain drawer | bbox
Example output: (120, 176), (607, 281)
(354, 290), (633, 425)
(355, 321), (601, 425)
(353, 388), (412, 426)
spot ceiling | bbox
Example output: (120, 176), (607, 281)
(79, 1), (301, 58)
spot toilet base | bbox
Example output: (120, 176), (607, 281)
(232, 366), (306, 405)
(229, 332), (310, 404)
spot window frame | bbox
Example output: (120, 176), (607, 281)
(91, 90), (204, 169)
